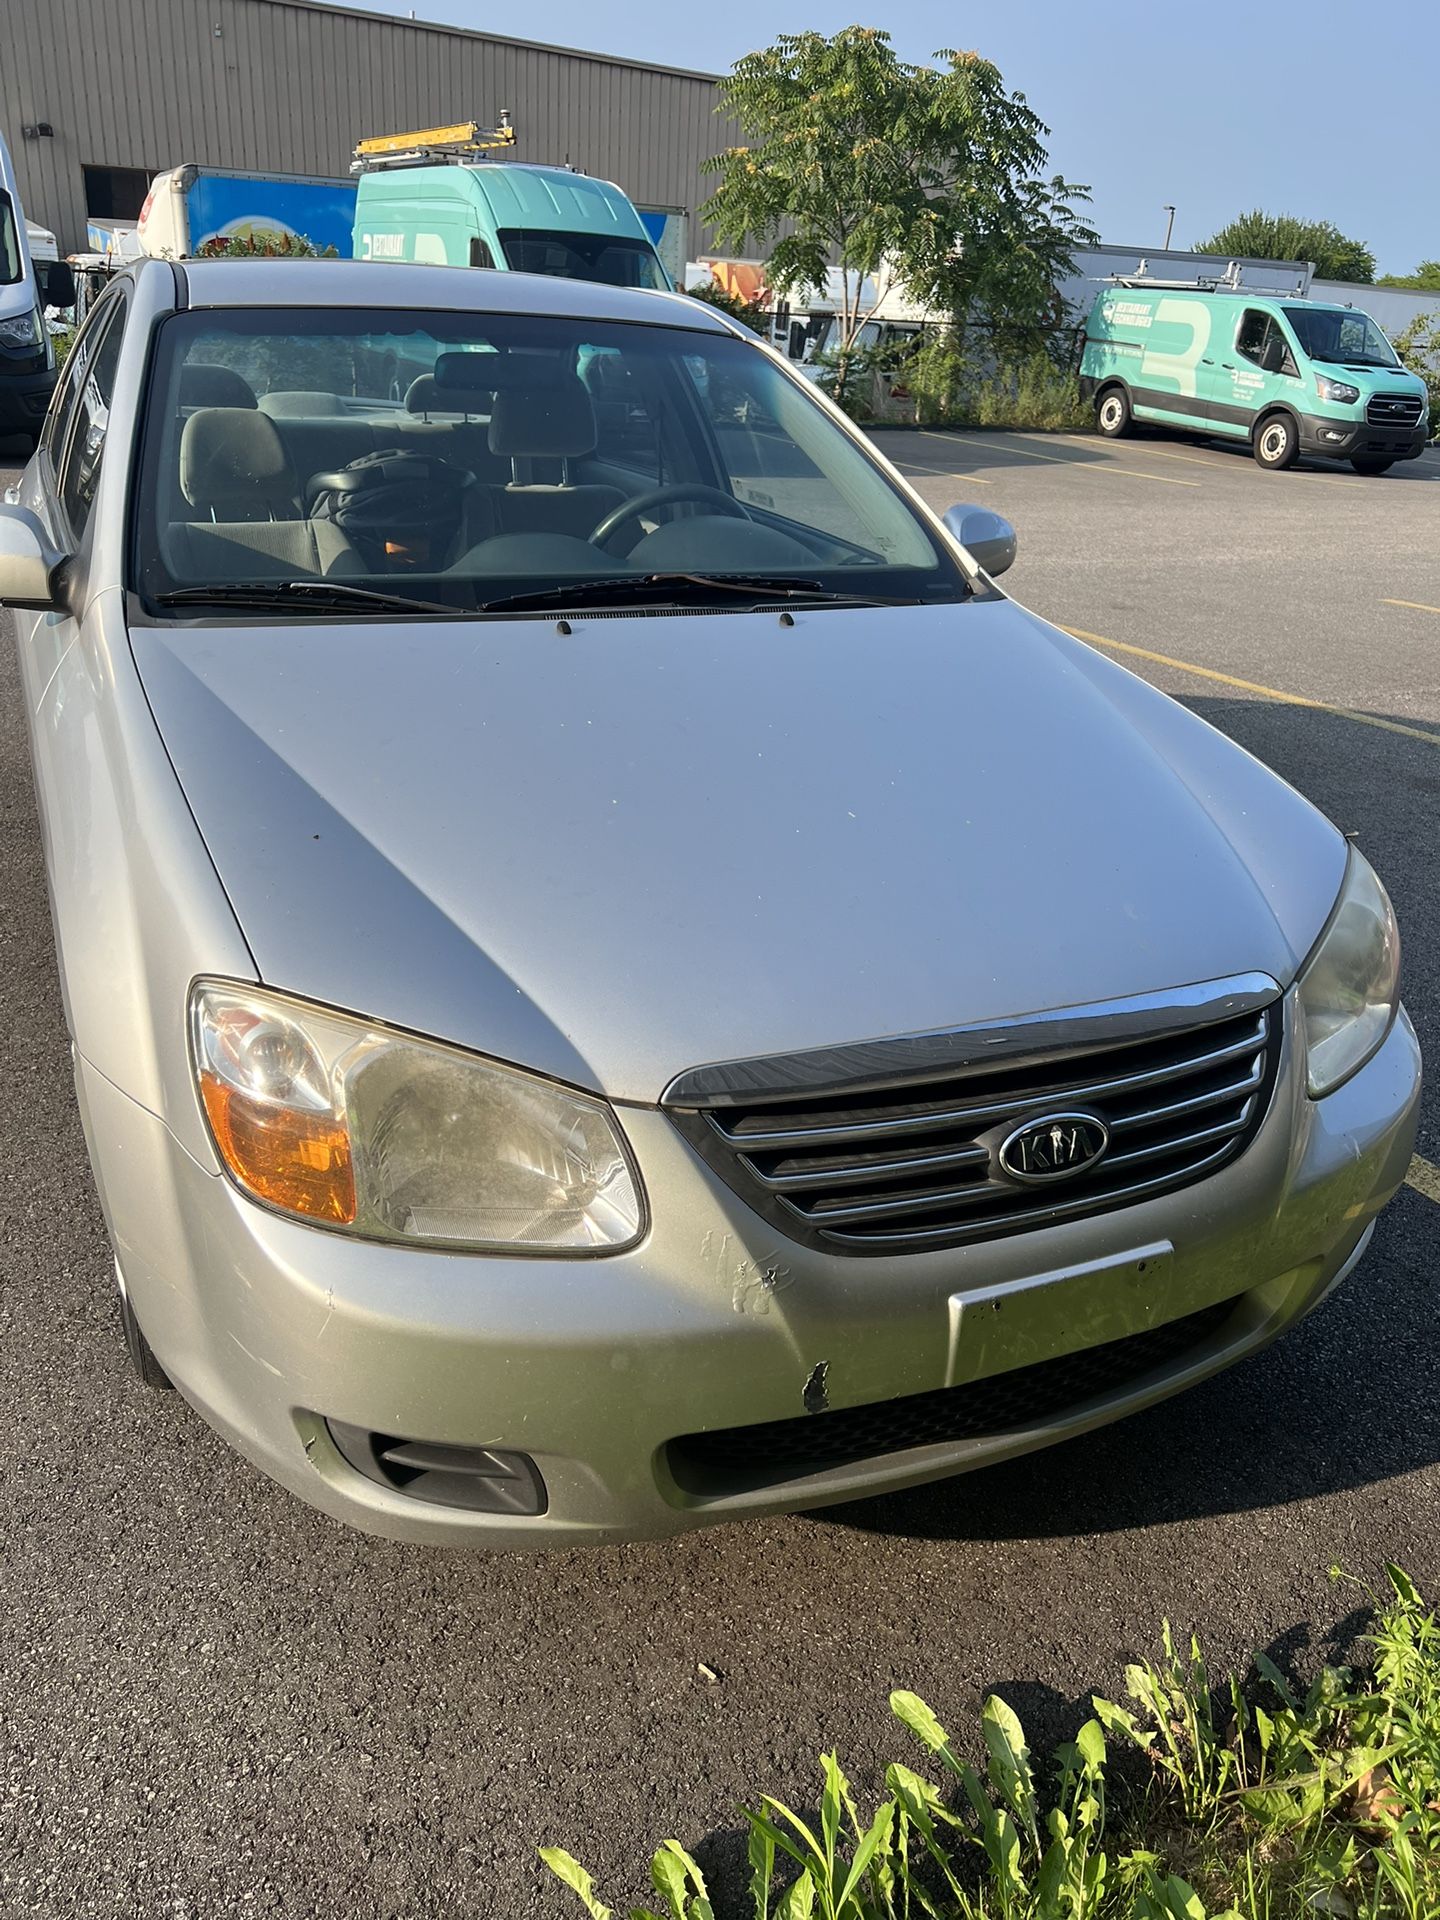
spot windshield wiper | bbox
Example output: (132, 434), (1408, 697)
(480, 572), (927, 614)
(155, 579), (464, 616)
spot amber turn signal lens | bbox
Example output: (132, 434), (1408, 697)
(200, 1072), (357, 1223)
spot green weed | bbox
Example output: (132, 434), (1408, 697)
(543, 1567), (1440, 1920)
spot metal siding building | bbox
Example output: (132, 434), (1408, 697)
(3, 0), (737, 255)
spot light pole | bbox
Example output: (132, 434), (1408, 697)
(1162, 205), (1176, 249)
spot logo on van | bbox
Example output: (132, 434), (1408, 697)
(997, 1112), (1109, 1185)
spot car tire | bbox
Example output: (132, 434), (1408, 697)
(1253, 413), (1298, 470)
(117, 1270), (173, 1390)
(1350, 457), (1395, 475)
(1096, 387), (1132, 437)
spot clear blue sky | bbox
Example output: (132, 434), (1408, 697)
(349, 0), (1436, 276)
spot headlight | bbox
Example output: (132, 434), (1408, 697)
(190, 982), (645, 1253)
(1315, 375), (1360, 406)
(1297, 851), (1399, 1097)
(0, 308), (40, 350)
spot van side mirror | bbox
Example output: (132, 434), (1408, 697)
(942, 503), (1017, 578)
(0, 506), (67, 610)
(36, 260), (77, 310)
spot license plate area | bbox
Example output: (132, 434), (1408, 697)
(946, 1241), (1173, 1387)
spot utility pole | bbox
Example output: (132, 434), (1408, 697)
(1162, 205), (1176, 249)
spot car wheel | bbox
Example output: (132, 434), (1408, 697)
(1096, 387), (1132, 437)
(117, 1269), (173, 1390)
(1350, 457), (1395, 475)
(1254, 414), (1298, 470)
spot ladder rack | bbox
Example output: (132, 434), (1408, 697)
(352, 113), (516, 173)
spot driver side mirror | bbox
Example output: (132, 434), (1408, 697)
(0, 506), (67, 611)
(942, 504), (1017, 579)
(37, 260), (77, 311)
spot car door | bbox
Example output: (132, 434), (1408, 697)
(11, 286), (129, 710)
(1211, 307), (1300, 437)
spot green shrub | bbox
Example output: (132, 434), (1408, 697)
(543, 1565), (1440, 1920)
(1393, 311), (1440, 439)
(905, 335), (1090, 432)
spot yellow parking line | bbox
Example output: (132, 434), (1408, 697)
(1409, 1155), (1440, 1204)
(897, 460), (995, 485)
(1384, 598), (1440, 617)
(1061, 626), (1440, 751)
(964, 438), (1201, 487)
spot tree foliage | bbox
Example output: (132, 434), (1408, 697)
(685, 279), (767, 328)
(1195, 210), (1375, 283)
(1394, 310), (1440, 436)
(701, 27), (1096, 366)
(1377, 261), (1440, 291)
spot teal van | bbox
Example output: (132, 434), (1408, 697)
(354, 150), (669, 291)
(1080, 284), (1430, 473)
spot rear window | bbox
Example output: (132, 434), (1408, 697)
(0, 192), (20, 287)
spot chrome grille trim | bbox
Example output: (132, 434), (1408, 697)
(666, 979), (1282, 1255)
(1366, 392), (1424, 426)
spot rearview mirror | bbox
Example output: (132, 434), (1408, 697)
(0, 506), (66, 610)
(942, 504), (1017, 579)
(36, 260), (77, 311)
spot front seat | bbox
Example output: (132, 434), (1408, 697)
(485, 366), (624, 541)
(169, 407), (359, 580)
(180, 407), (304, 521)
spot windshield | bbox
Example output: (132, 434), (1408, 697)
(497, 229), (669, 292)
(132, 307), (966, 619)
(1283, 305), (1398, 369)
(0, 192), (20, 287)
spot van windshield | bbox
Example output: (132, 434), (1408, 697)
(0, 193), (21, 286)
(132, 306), (966, 619)
(1283, 306), (1398, 370)
(497, 229), (669, 291)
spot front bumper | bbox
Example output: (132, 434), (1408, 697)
(0, 361), (55, 439)
(76, 995), (1421, 1548)
(1299, 411), (1427, 462)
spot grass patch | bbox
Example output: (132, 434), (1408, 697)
(542, 1566), (1440, 1920)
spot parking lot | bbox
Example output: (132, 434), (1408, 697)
(2, 426), (1438, 1919)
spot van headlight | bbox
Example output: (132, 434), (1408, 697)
(1314, 375), (1360, 406)
(190, 982), (645, 1253)
(1297, 851), (1400, 1097)
(0, 308), (40, 350)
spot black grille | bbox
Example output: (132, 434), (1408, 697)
(1366, 393), (1424, 427)
(670, 1002), (1279, 1254)
(327, 1422), (547, 1515)
(667, 1296), (1235, 1492)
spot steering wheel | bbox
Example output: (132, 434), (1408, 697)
(589, 484), (749, 555)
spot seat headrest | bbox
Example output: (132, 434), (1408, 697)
(179, 408), (298, 511)
(488, 372), (597, 460)
(179, 364), (257, 411)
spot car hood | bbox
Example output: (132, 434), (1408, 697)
(132, 601), (1345, 1103)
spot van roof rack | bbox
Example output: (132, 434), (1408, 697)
(1107, 258), (1309, 297)
(352, 114), (516, 173)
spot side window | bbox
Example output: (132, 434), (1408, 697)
(1235, 310), (1269, 365)
(57, 297), (127, 542)
(580, 346), (660, 477)
(1237, 311), (1296, 377)
(469, 236), (495, 270)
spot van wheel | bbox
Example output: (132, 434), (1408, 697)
(1350, 456), (1394, 475)
(1096, 387), (1132, 437)
(117, 1269), (173, 1390)
(1254, 414), (1298, 469)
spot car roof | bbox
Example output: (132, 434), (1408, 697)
(164, 257), (731, 331)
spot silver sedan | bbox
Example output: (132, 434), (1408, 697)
(0, 259), (1419, 1546)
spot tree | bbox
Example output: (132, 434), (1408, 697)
(1393, 310), (1440, 436)
(702, 29), (1096, 391)
(1194, 210), (1375, 283)
(1377, 261), (1440, 291)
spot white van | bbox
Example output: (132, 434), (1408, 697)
(0, 131), (70, 452)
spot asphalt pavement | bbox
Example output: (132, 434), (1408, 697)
(2, 427), (1437, 1919)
